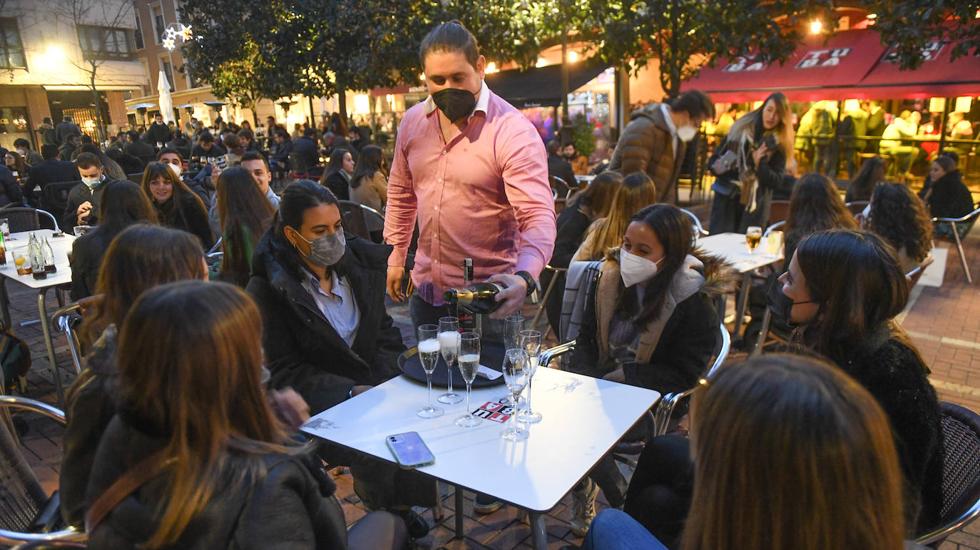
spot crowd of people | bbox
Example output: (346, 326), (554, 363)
(0, 18), (969, 550)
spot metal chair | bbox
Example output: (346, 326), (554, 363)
(529, 264), (567, 337)
(678, 207), (708, 238)
(906, 254), (935, 289)
(337, 200), (384, 242)
(932, 206), (980, 284)
(50, 295), (101, 377)
(0, 207), (61, 234)
(763, 220), (785, 238)
(207, 236), (223, 256)
(0, 396), (85, 547)
(651, 324), (731, 436)
(40, 182), (78, 219)
(844, 200), (869, 216)
(915, 402), (980, 545)
(551, 176), (573, 207)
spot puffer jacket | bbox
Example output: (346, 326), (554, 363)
(607, 104), (685, 204)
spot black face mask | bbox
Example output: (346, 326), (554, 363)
(766, 279), (816, 327)
(432, 88), (477, 123)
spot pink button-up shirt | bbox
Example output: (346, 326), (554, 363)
(384, 82), (556, 305)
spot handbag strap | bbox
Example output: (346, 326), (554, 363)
(85, 450), (176, 533)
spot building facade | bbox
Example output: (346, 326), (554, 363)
(0, 0), (146, 150)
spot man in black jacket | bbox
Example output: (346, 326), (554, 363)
(55, 116), (81, 145)
(144, 113), (173, 147)
(123, 131), (155, 165)
(190, 132), (226, 160)
(64, 152), (113, 232)
(27, 145), (80, 208)
(546, 139), (577, 189)
(291, 128), (319, 173)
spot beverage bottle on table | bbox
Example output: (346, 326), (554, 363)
(29, 233), (46, 280)
(0, 232), (7, 266)
(444, 282), (504, 315)
(43, 237), (56, 273)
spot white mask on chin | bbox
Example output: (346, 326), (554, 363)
(677, 125), (698, 142)
(620, 249), (662, 287)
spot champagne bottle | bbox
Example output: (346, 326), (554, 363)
(29, 233), (46, 280)
(43, 237), (56, 273)
(457, 258), (477, 332)
(444, 282), (505, 315)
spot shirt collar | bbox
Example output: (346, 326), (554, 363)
(306, 270), (346, 299)
(424, 80), (490, 118)
(660, 104), (677, 136)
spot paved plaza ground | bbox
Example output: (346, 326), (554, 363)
(7, 216), (980, 549)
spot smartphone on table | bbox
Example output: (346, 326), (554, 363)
(386, 431), (435, 468)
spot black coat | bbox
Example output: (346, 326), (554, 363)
(69, 226), (116, 300)
(28, 159), (79, 206)
(708, 128), (787, 233)
(323, 171), (351, 201)
(144, 122), (172, 146)
(291, 137), (319, 172)
(55, 121), (82, 145)
(542, 205), (592, 334)
(246, 232), (405, 414)
(123, 141), (155, 164)
(927, 170), (974, 220)
(829, 335), (944, 532)
(64, 180), (109, 232)
(85, 414), (347, 549)
(152, 193), (214, 250)
(547, 152), (577, 189)
(190, 143), (227, 160)
(0, 165), (23, 206)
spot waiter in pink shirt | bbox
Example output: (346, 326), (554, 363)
(384, 21), (556, 324)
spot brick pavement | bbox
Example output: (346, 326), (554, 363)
(6, 220), (980, 549)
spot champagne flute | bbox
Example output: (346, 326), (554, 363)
(497, 314), (525, 402)
(437, 316), (463, 405)
(455, 332), (482, 428)
(745, 226), (763, 254)
(416, 324), (444, 418)
(501, 348), (530, 441)
(517, 330), (542, 424)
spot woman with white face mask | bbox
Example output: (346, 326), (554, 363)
(565, 203), (735, 535)
(708, 92), (794, 234)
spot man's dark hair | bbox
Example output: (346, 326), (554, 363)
(13, 138), (29, 149)
(237, 128), (254, 141)
(157, 147), (183, 161)
(199, 132), (214, 144)
(546, 139), (561, 155)
(75, 152), (102, 170)
(41, 144), (59, 160)
(79, 144), (102, 156)
(669, 90), (715, 121)
(127, 130), (140, 141)
(419, 21), (480, 67)
(240, 150), (269, 169)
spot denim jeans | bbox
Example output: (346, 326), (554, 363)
(582, 509), (669, 550)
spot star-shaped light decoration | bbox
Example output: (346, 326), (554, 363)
(162, 36), (176, 51)
(179, 24), (193, 41)
(163, 27), (179, 42)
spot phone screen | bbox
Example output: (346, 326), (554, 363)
(386, 432), (435, 468)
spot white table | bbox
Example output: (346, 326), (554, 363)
(698, 232), (783, 339)
(575, 175), (596, 185)
(0, 230), (75, 402)
(302, 366), (660, 549)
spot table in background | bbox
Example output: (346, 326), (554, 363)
(698, 232), (783, 339)
(575, 175), (595, 186)
(0, 229), (74, 403)
(302, 367), (660, 550)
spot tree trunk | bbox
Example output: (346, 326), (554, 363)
(560, 31), (570, 121)
(90, 67), (107, 143)
(336, 84), (348, 134)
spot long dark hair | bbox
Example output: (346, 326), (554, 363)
(350, 145), (383, 190)
(96, 180), (158, 240)
(868, 183), (933, 265)
(684, 353), (905, 550)
(568, 170), (623, 220)
(785, 173), (856, 258)
(117, 281), (299, 548)
(618, 204), (695, 325)
(272, 180), (340, 280)
(794, 230), (914, 362)
(848, 156), (885, 202)
(217, 167), (276, 287)
(322, 147), (350, 183)
(140, 162), (209, 225)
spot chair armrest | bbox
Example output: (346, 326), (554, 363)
(1, 527), (86, 547)
(0, 396), (66, 426)
(932, 206), (980, 224)
(539, 340), (575, 369)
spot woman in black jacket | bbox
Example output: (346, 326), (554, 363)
(140, 162), (214, 249)
(708, 92), (793, 233)
(320, 147), (354, 201)
(922, 155), (974, 239)
(69, 181), (157, 300)
(84, 281), (406, 549)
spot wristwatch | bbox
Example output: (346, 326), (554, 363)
(514, 270), (538, 297)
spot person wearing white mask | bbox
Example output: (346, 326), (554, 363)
(65, 152), (114, 232)
(565, 203), (734, 536)
(608, 90), (715, 204)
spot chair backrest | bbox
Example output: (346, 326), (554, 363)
(768, 200), (791, 224)
(0, 208), (39, 233)
(0, 413), (47, 534)
(550, 176), (572, 201)
(125, 173), (143, 185)
(337, 200), (383, 241)
(678, 207), (707, 237)
(558, 260), (603, 344)
(916, 401), (980, 545)
(845, 200), (869, 216)
(41, 181), (79, 215)
(763, 220), (786, 238)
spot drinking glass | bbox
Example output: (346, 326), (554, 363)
(437, 316), (463, 404)
(766, 230), (784, 256)
(745, 226), (763, 254)
(416, 324), (444, 418)
(0, 218), (9, 239)
(504, 314), (524, 350)
(517, 330), (543, 424)
(501, 348), (530, 441)
(455, 332), (482, 428)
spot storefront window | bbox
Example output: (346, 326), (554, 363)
(0, 107), (31, 151)
(0, 18), (26, 69)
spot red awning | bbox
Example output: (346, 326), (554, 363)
(856, 40), (980, 99)
(681, 30), (885, 102)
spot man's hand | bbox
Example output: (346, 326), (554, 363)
(76, 201), (92, 225)
(752, 143), (769, 167)
(351, 385), (372, 397)
(269, 387), (310, 430)
(487, 273), (527, 319)
(386, 266), (406, 302)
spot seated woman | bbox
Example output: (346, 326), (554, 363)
(783, 173), (857, 263)
(348, 145), (387, 241)
(69, 181), (157, 300)
(566, 204), (732, 534)
(246, 181), (431, 533)
(216, 166), (276, 287)
(572, 171), (658, 261)
(140, 161), (214, 249)
(542, 170), (623, 334)
(771, 229), (943, 532)
(921, 155), (974, 240)
(84, 281), (407, 549)
(845, 155), (885, 203)
(590, 354), (910, 550)
(866, 183), (933, 274)
(61, 225), (207, 526)
(320, 147), (354, 201)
